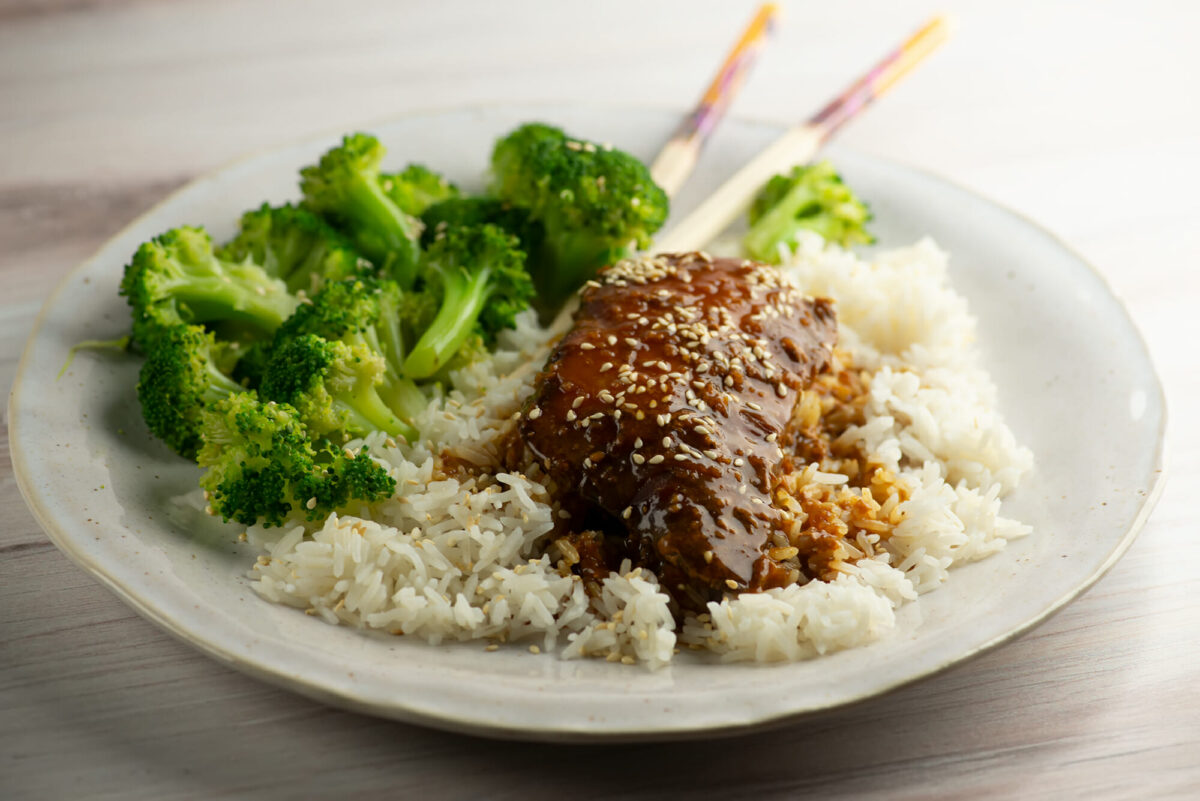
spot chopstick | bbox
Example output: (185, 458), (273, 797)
(650, 3), (781, 198)
(655, 14), (953, 253)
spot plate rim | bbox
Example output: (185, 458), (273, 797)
(8, 102), (1169, 741)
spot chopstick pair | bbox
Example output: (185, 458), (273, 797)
(654, 12), (953, 253)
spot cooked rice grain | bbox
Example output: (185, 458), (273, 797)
(244, 237), (1033, 667)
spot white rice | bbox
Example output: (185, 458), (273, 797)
(245, 233), (1033, 667)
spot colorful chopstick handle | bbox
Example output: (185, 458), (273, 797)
(656, 14), (952, 253)
(651, 3), (780, 196)
(680, 3), (780, 144)
(809, 14), (952, 139)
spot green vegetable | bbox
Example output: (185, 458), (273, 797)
(270, 276), (432, 422)
(490, 122), (668, 310)
(117, 121), (667, 531)
(197, 393), (396, 528)
(419, 196), (544, 256)
(120, 226), (299, 351)
(260, 333), (416, 442)
(136, 324), (243, 459)
(229, 339), (273, 390)
(299, 133), (423, 288)
(381, 164), (459, 217)
(57, 336), (131, 380)
(217, 203), (372, 295)
(402, 224), (533, 379)
(744, 161), (873, 263)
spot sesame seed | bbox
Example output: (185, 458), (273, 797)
(648, 454), (665, 464)
(725, 579), (738, 590)
(632, 454), (645, 465)
(622, 506), (632, 519)
(527, 407), (542, 420)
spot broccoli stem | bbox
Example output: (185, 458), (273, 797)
(342, 177), (421, 289)
(743, 184), (819, 262)
(402, 271), (491, 379)
(334, 384), (417, 442)
(205, 359), (246, 398)
(166, 277), (296, 333)
(380, 375), (428, 427)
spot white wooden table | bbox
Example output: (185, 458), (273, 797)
(2, 1), (1197, 797)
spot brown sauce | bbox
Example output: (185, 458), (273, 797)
(514, 253), (837, 608)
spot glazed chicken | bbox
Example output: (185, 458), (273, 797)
(517, 252), (837, 608)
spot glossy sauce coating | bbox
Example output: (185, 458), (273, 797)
(518, 253), (837, 607)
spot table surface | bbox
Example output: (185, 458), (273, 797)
(2, 0), (1198, 798)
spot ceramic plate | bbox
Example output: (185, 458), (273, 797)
(9, 105), (1166, 741)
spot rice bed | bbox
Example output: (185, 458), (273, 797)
(246, 236), (1033, 667)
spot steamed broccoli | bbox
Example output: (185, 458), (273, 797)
(136, 324), (244, 459)
(490, 122), (668, 310)
(299, 133), (423, 289)
(119, 226), (299, 350)
(270, 276), (432, 421)
(402, 224), (533, 379)
(419, 196), (544, 256)
(217, 203), (372, 295)
(229, 338), (273, 390)
(381, 164), (459, 217)
(260, 333), (417, 442)
(743, 161), (873, 263)
(197, 393), (396, 527)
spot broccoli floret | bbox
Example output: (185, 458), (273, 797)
(119, 226), (299, 350)
(260, 333), (416, 442)
(197, 393), (396, 527)
(230, 338), (273, 390)
(420, 196), (544, 256)
(299, 133), (423, 289)
(217, 203), (372, 295)
(490, 122), (668, 310)
(381, 164), (459, 216)
(743, 161), (874, 262)
(402, 224), (533, 379)
(271, 276), (432, 419)
(136, 324), (244, 459)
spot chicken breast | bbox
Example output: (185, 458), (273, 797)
(517, 252), (837, 607)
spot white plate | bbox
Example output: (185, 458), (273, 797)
(9, 105), (1166, 741)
